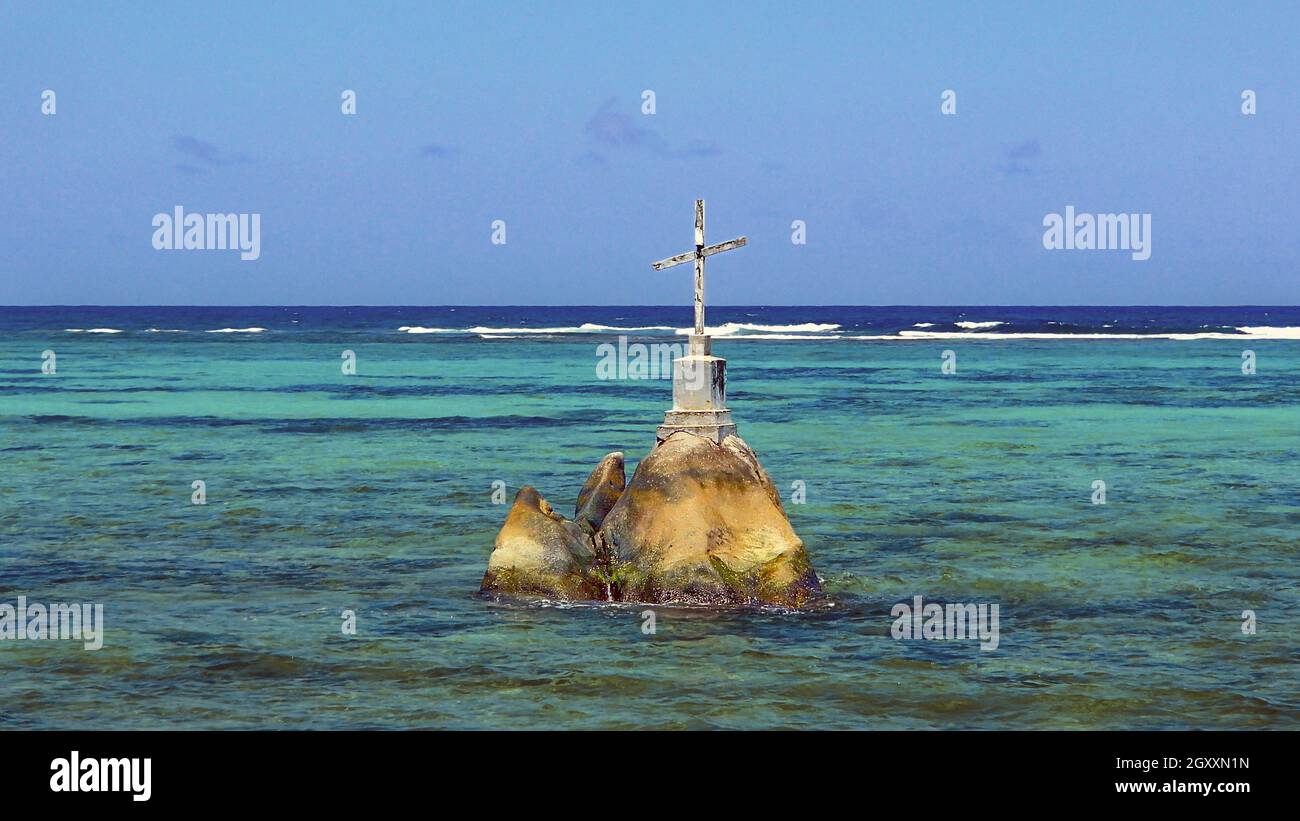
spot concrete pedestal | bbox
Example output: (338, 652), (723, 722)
(656, 335), (738, 445)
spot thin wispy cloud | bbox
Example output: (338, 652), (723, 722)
(665, 138), (722, 158)
(583, 97), (722, 160)
(586, 99), (653, 148)
(171, 136), (251, 173)
(1008, 139), (1041, 159)
(1002, 138), (1042, 176)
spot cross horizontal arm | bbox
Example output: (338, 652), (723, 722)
(651, 250), (695, 271)
(651, 237), (746, 271)
(701, 236), (746, 257)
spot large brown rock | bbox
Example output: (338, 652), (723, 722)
(598, 432), (821, 606)
(480, 486), (603, 600)
(574, 451), (625, 533)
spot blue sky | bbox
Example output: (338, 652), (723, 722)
(0, 1), (1296, 305)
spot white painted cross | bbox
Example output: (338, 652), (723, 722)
(651, 199), (746, 336)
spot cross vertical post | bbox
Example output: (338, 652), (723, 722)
(694, 199), (705, 335)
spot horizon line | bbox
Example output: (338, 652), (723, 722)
(4, 304), (1299, 310)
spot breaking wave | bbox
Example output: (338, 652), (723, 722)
(846, 326), (1300, 341)
(397, 326), (458, 334)
(723, 334), (845, 340)
(683, 322), (842, 336)
(403, 323), (683, 334)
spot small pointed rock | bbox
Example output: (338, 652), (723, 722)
(480, 486), (601, 600)
(574, 451), (625, 533)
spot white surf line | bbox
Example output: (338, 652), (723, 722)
(843, 327), (1300, 341)
(677, 322), (842, 336)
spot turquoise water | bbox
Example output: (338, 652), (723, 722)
(1, 306), (1297, 729)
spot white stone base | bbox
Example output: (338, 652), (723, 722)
(656, 409), (737, 445)
(656, 335), (739, 446)
(672, 355), (726, 411)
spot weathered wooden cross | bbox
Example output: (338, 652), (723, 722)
(651, 199), (746, 336)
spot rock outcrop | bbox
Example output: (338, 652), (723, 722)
(479, 486), (603, 600)
(480, 435), (820, 607)
(598, 433), (820, 606)
(574, 451), (625, 533)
